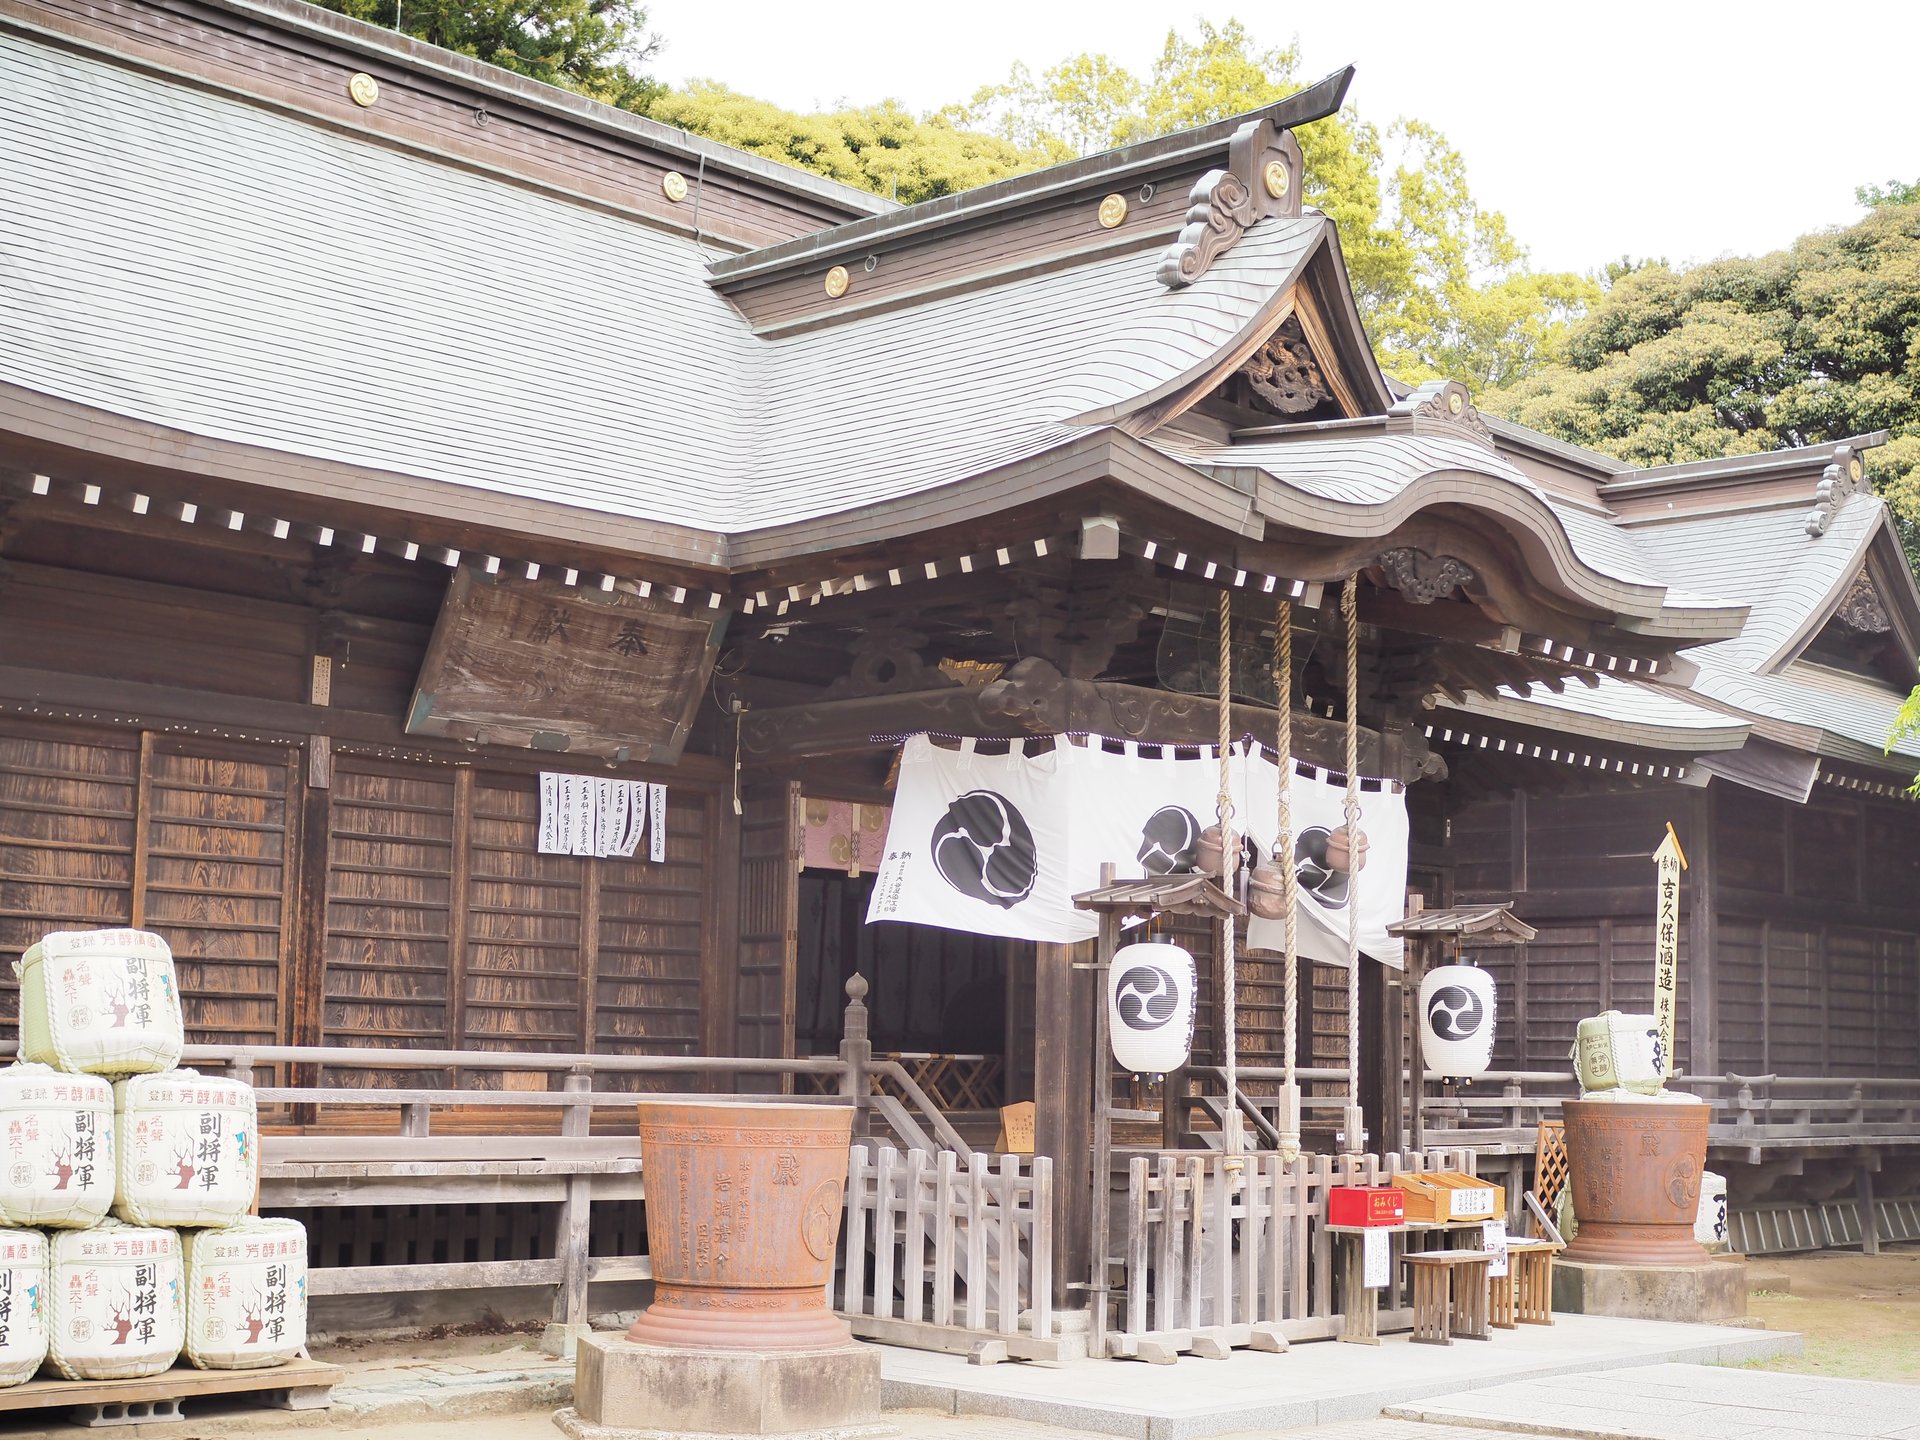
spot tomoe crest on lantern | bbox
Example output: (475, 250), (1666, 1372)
(1107, 942), (1195, 1075)
(1417, 963), (1496, 1079)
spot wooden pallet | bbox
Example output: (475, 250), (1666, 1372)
(0, 1358), (341, 1426)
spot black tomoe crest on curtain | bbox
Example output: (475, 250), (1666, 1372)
(1425, 984), (1485, 1040)
(1293, 826), (1351, 907)
(1136, 806), (1200, 875)
(931, 789), (1038, 909)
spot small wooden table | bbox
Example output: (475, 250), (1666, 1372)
(1402, 1251), (1491, 1345)
(1492, 1239), (1561, 1327)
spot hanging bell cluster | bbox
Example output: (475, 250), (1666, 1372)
(1242, 824), (1371, 920)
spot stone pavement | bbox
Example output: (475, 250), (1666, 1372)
(1382, 1361), (1920, 1439)
(882, 1316), (1795, 1440)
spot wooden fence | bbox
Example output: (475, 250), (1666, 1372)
(840, 1145), (1059, 1360)
(1112, 1147), (1478, 1358)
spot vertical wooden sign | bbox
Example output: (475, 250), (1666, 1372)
(1652, 822), (1688, 1074)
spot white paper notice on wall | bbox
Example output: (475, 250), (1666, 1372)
(1483, 1219), (1508, 1278)
(649, 784), (668, 862)
(540, 775), (651, 858)
(1362, 1229), (1389, 1290)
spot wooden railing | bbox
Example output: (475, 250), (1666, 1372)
(840, 1145), (1057, 1361)
(1110, 1147), (1478, 1359)
(1415, 1070), (1920, 1158)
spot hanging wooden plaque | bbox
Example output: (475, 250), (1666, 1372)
(407, 569), (726, 763)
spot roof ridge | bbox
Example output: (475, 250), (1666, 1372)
(708, 67), (1356, 288)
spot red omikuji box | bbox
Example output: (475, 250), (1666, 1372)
(1328, 1186), (1406, 1227)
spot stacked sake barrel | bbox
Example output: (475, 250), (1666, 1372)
(0, 928), (307, 1385)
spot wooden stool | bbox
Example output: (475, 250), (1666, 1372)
(1506, 1240), (1561, 1325)
(1402, 1251), (1491, 1345)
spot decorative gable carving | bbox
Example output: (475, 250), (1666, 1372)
(1804, 444), (1868, 536)
(1833, 570), (1892, 634)
(1238, 315), (1331, 415)
(1376, 548), (1475, 604)
(1157, 117), (1303, 289)
(1391, 379), (1494, 448)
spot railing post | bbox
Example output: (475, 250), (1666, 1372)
(562, 1066), (592, 1139)
(401, 1102), (431, 1138)
(1503, 1080), (1524, 1131)
(227, 1054), (255, 1089)
(840, 974), (872, 1139)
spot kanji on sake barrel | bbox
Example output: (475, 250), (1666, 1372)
(626, 1101), (854, 1350)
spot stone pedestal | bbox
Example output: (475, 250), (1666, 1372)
(555, 1334), (891, 1440)
(1550, 1257), (1746, 1324)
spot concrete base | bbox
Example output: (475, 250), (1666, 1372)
(544, 1323), (592, 1360)
(565, 1334), (890, 1439)
(1550, 1257), (1746, 1323)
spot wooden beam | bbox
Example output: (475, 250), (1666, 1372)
(739, 660), (1432, 782)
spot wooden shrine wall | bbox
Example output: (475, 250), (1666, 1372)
(1452, 787), (1699, 1075)
(0, 518), (746, 1077)
(1710, 785), (1919, 1078)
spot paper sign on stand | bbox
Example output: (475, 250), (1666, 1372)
(1483, 1218), (1509, 1278)
(1362, 1229), (1389, 1289)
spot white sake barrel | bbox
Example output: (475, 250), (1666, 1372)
(1107, 942), (1196, 1075)
(47, 1225), (183, 1379)
(184, 1219), (306, 1370)
(113, 1071), (257, 1228)
(1696, 1171), (1729, 1250)
(0, 1230), (48, 1387)
(0, 1064), (115, 1228)
(1418, 964), (1497, 1078)
(1572, 1011), (1666, 1094)
(17, 929), (184, 1076)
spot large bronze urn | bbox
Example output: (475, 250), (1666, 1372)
(626, 1100), (855, 1350)
(1561, 1098), (1709, 1266)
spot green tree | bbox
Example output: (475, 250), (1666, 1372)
(1483, 196), (1920, 558)
(311, 0), (661, 108)
(1891, 687), (1920, 794)
(1859, 178), (1920, 209)
(647, 85), (1043, 205)
(935, 20), (1594, 387)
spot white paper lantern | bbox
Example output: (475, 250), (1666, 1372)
(1418, 964), (1496, 1078)
(1108, 942), (1195, 1075)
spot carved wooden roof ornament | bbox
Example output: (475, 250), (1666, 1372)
(1239, 315), (1331, 414)
(1376, 547), (1476, 605)
(1390, 378), (1495, 447)
(1833, 569), (1892, 634)
(1805, 444), (1868, 536)
(1157, 117), (1303, 289)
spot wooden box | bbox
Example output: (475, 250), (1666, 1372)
(1397, 1172), (1505, 1224)
(1328, 1185), (1405, 1227)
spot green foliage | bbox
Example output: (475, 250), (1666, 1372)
(647, 86), (1042, 204)
(1891, 685), (1920, 794)
(312, 0), (662, 108)
(1859, 178), (1920, 209)
(1484, 198), (1920, 559)
(920, 20), (1592, 386)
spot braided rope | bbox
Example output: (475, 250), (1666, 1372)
(1342, 574), (1364, 1153)
(1275, 599), (1301, 1162)
(1216, 591), (1241, 1154)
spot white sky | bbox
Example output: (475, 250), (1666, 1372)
(644, 0), (1920, 276)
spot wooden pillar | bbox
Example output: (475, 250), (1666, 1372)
(1033, 939), (1093, 1302)
(1359, 956), (1385, 1154)
(1376, 957), (1406, 1156)
(1686, 787), (1718, 1076)
(287, 739), (332, 1122)
(1857, 1162), (1881, 1257)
